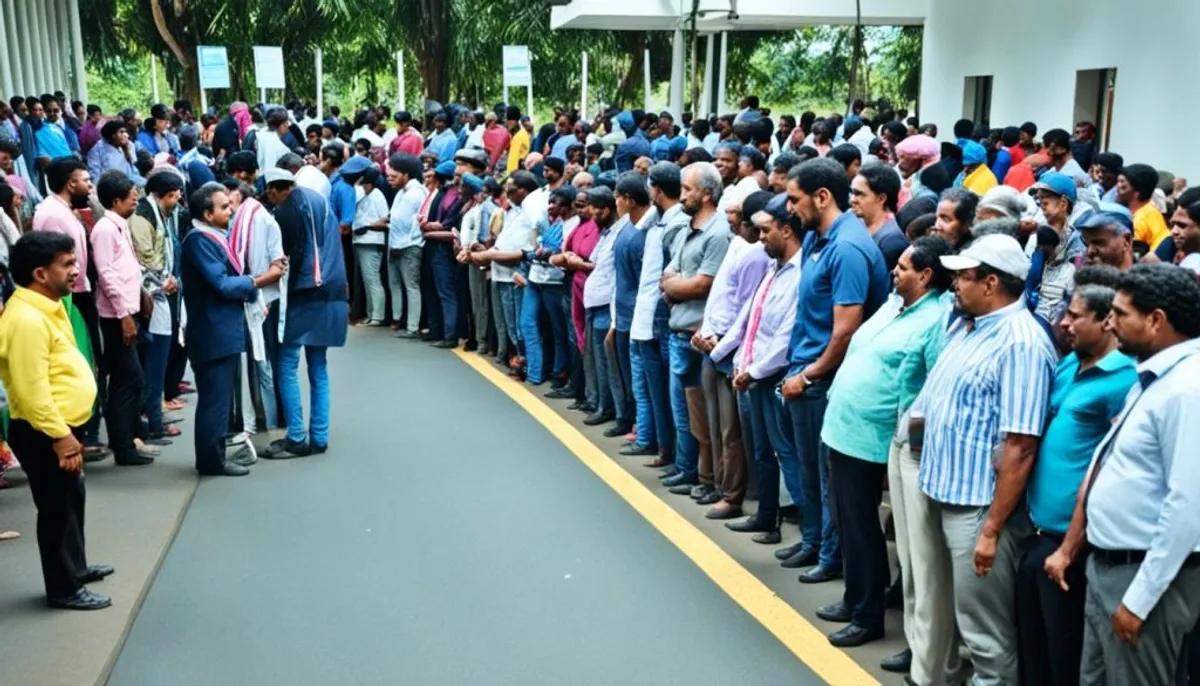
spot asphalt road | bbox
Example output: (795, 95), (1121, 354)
(107, 330), (828, 686)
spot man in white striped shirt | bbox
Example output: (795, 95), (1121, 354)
(909, 233), (1056, 685)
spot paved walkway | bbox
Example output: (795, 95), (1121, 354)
(4, 328), (905, 685)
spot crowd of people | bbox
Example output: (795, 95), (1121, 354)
(1, 89), (1199, 686)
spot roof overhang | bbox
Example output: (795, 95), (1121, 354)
(551, 0), (926, 31)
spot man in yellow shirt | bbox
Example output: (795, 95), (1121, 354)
(504, 106), (531, 174)
(1118, 163), (1171, 253)
(0, 232), (113, 610)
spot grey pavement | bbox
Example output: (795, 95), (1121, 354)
(107, 331), (834, 686)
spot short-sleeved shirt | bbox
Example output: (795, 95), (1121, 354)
(787, 212), (891, 375)
(872, 218), (910, 272)
(493, 204), (535, 283)
(915, 299), (1057, 506)
(666, 212), (732, 332)
(564, 219), (601, 305)
(1133, 203), (1171, 251)
(611, 212), (652, 331)
(1026, 350), (1136, 534)
(507, 128), (531, 173)
(328, 173), (357, 229)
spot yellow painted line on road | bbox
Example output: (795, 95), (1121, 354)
(455, 350), (880, 686)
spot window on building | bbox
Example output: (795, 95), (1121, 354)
(962, 76), (993, 126)
(1074, 68), (1117, 151)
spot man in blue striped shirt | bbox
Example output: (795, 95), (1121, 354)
(910, 233), (1056, 685)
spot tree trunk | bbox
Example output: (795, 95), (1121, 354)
(615, 32), (645, 109)
(848, 23), (863, 107)
(416, 0), (451, 105)
(150, 0), (199, 106)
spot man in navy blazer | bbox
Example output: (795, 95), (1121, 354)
(181, 182), (284, 476)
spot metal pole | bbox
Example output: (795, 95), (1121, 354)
(526, 85), (533, 129)
(315, 48), (324, 120)
(67, 0), (86, 102)
(150, 55), (160, 103)
(716, 31), (728, 115)
(396, 50), (404, 112)
(580, 52), (588, 118)
(260, 87), (266, 105)
(200, 89), (208, 116)
(643, 48), (651, 112)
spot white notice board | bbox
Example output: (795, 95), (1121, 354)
(253, 46), (287, 90)
(502, 46), (531, 88)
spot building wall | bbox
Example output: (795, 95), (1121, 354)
(920, 0), (1200, 179)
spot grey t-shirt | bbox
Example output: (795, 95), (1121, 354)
(666, 212), (732, 332)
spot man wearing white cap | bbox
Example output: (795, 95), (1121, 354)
(907, 233), (1057, 684)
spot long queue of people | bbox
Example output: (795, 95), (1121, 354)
(2, 90), (1200, 686)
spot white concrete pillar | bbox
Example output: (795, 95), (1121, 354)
(643, 48), (651, 112)
(701, 34), (714, 118)
(2, 0), (23, 95)
(68, 0), (87, 102)
(45, 0), (63, 91)
(55, 0), (72, 96)
(580, 52), (588, 118)
(316, 48), (324, 120)
(34, 0), (55, 92)
(16, 0), (40, 93)
(716, 31), (729, 116)
(668, 26), (684, 118)
(0, 0), (14, 96)
(150, 56), (160, 103)
(395, 50), (403, 112)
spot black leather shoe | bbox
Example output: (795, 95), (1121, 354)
(199, 462), (250, 476)
(689, 483), (715, 500)
(618, 444), (657, 456)
(827, 623), (883, 647)
(880, 648), (913, 673)
(545, 387), (576, 399)
(696, 490), (722, 505)
(657, 467), (679, 480)
(724, 517), (774, 534)
(261, 438), (311, 459)
(48, 588), (112, 610)
(583, 411), (614, 426)
(752, 530), (783, 544)
(799, 565), (843, 584)
(115, 454), (154, 466)
(667, 483), (695, 495)
(774, 541), (806, 561)
(310, 444), (328, 454)
(781, 548), (819, 569)
(79, 565), (115, 584)
(602, 424), (632, 437)
(431, 339), (458, 349)
(816, 602), (852, 623)
(661, 473), (697, 488)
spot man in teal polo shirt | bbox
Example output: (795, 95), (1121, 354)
(1020, 265), (1138, 685)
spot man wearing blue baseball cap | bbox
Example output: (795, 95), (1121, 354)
(1027, 171), (1086, 320)
(1077, 202), (1136, 271)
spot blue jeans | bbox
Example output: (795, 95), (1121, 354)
(497, 281), (523, 352)
(137, 330), (171, 435)
(520, 282), (568, 384)
(632, 337), (674, 456)
(429, 243), (459, 341)
(667, 333), (701, 479)
(607, 329), (633, 427)
(787, 380), (841, 569)
(746, 379), (803, 528)
(278, 344), (330, 447)
(587, 307), (613, 416)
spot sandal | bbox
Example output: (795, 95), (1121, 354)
(0, 531), (19, 541)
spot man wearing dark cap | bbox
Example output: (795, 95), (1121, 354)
(454, 148), (488, 177)
(388, 111), (423, 158)
(1078, 202), (1137, 271)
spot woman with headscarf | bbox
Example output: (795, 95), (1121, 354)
(895, 134), (942, 208)
(954, 140), (998, 195)
(87, 120), (143, 185)
(212, 102), (251, 159)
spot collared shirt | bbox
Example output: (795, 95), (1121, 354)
(328, 172), (357, 229)
(610, 208), (658, 331)
(1027, 349), (1137, 535)
(493, 201), (536, 283)
(389, 129), (424, 157)
(91, 210), (143, 319)
(712, 248), (803, 380)
(295, 165), (332, 202)
(699, 236), (771, 340)
(582, 219), (624, 309)
(914, 299), (1057, 506)
(822, 291), (948, 464)
(426, 128), (460, 163)
(528, 215), (579, 285)
(32, 195), (90, 293)
(631, 203), (687, 341)
(506, 128), (531, 173)
(1086, 338), (1200, 620)
(1133, 203), (1171, 251)
(564, 219), (601, 314)
(787, 211), (891, 376)
(666, 212), (732, 332)
(0, 287), (97, 438)
(352, 186), (390, 246)
(388, 179), (428, 251)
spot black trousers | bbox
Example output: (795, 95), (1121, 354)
(99, 317), (145, 462)
(164, 292), (188, 401)
(828, 448), (888, 631)
(1017, 532), (1087, 686)
(7, 420), (88, 600)
(192, 354), (238, 473)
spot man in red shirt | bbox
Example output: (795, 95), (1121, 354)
(481, 111), (511, 173)
(388, 111), (423, 157)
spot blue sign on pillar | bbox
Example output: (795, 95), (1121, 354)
(197, 46), (230, 89)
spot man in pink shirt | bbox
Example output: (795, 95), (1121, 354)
(32, 158), (108, 456)
(92, 171), (152, 466)
(481, 112), (511, 173)
(387, 111), (424, 158)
